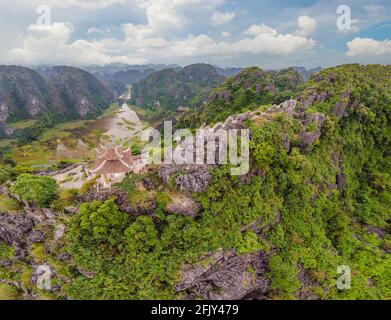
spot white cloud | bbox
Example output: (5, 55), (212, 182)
(9, 20), (316, 65)
(211, 11), (235, 26)
(363, 5), (384, 15)
(58, 0), (128, 9)
(15, 0), (130, 10)
(159, 24), (316, 58)
(7, 1), (317, 66)
(135, 0), (224, 31)
(244, 24), (278, 36)
(9, 23), (145, 65)
(296, 15), (317, 36)
(10, 23), (74, 64)
(346, 37), (391, 56)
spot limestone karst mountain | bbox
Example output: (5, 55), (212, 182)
(130, 63), (225, 111)
(0, 65), (115, 137)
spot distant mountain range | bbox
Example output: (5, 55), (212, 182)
(35, 63), (321, 96)
(83, 63), (180, 75)
(93, 69), (157, 92)
(81, 63), (320, 84)
(84, 64), (246, 94)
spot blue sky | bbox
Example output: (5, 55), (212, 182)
(1, 0), (390, 68)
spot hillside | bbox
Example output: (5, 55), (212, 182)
(44, 66), (115, 118)
(0, 64), (390, 300)
(215, 66), (244, 77)
(130, 63), (225, 111)
(179, 67), (304, 127)
(95, 69), (157, 86)
(93, 68), (158, 97)
(273, 67), (305, 91)
(291, 66), (322, 81)
(0, 66), (115, 138)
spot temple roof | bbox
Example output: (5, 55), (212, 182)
(92, 145), (133, 174)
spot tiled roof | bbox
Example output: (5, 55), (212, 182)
(92, 146), (133, 174)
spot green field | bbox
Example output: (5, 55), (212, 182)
(0, 194), (21, 213)
(9, 120), (37, 130)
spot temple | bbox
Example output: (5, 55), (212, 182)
(91, 145), (134, 189)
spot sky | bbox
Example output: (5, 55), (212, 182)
(0, 0), (390, 69)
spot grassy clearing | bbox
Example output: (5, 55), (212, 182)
(6, 118), (99, 166)
(0, 283), (21, 300)
(129, 105), (160, 126)
(0, 195), (21, 213)
(54, 120), (92, 131)
(0, 139), (16, 148)
(99, 103), (120, 118)
(11, 142), (55, 166)
(39, 120), (91, 143)
(0, 242), (15, 259)
(9, 120), (37, 130)
(123, 134), (148, 151)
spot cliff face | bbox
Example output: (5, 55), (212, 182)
(0, 66), (52, 123)
(0, 66), (115, 136)
(45, 66), (115, 118)
(92, 68), (157, 97)
(95, 68), (157, 85)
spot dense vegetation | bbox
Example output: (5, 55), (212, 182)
(11, 174), (58, 208)
(178, 67), (304, 127)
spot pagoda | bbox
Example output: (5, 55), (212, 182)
(91, 145), (134, 189)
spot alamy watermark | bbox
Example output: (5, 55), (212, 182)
(336, 5), (354, 31)
(36, 264), (52, 291)
(141, 121), (250, 176)
(337, 265), (351, 290)
(36, 5), (51, 26)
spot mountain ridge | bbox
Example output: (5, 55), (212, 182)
(0, 65), (116, 138)
(177, 66), (305, 127)
(130, 63), (225, 111)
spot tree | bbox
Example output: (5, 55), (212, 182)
(11, 174), (58, 207)
(125, 216), (159, 252)
(236, 231), (269, 255)
(77, 199), (130, 245)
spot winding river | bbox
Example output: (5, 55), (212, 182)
(103, 103), (142, 141)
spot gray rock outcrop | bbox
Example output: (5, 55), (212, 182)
(176, 249), (270, 300)
(160, 165), (211, 193)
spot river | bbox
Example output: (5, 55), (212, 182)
(103, 103), (142, 142)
